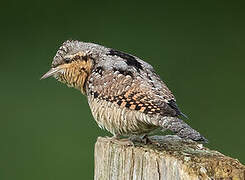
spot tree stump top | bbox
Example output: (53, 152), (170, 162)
(94, 135), (245, 180)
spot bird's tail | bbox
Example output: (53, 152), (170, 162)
(159, 117), (208, 143)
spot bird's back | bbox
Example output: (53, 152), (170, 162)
(85, 48), (181, 136)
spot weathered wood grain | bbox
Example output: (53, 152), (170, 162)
(94, 135), (245, 180)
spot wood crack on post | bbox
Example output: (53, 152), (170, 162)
(94, 135), (245, 180)
(156, 157), (161, 180)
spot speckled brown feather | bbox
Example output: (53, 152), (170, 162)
(88, 68), (176, 117)
(41, 40), (208, 143)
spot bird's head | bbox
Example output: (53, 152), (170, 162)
(41, 40), (102, 94)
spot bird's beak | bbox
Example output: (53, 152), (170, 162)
(40, 67), (61, 80)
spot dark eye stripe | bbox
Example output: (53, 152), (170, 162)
(63, 54), (88, 64)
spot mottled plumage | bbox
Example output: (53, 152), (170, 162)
(41, 40), (208, 143)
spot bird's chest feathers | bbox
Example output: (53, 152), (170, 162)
(87, 96), (157, 136)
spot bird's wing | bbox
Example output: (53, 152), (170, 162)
(88, 64), (184, 117)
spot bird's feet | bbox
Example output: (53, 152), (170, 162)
(106, 136), (134, 146)
(106, 135), (163, 146)
(129, 135), (161, 146)
(129, 135), (149, 144)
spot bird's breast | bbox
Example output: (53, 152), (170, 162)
(87, 95), (158, 136)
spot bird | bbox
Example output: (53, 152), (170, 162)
(41, 40), (208, 144)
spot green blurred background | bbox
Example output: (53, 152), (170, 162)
(1, 0), (244, 179)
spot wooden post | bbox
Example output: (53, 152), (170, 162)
(94, 135), (245, 180)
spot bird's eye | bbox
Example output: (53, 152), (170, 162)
(74, 55), (80, 60)
(64, 58), (70, 63)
